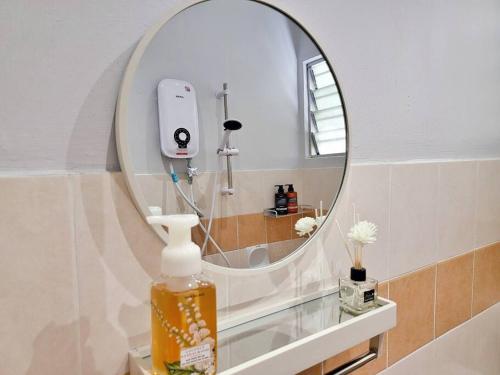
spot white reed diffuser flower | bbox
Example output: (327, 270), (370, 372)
(348, 221), (377, 245)
(295, 216), (317, 237)
(294, 201), (326, 237)
(348, 220), (377, 269)
(336, 205), (377, 270)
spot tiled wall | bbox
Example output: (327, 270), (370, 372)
(192, 210), (320, 266)
(1, 159), (499, 375)
(299, 243), (500, 375)
(193, 211), (312, 253)
(300, 294), (500, 375)
(136, 167), (343, 219)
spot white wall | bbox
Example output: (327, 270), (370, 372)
(130, 0), (296, 172)
(128, 0), (334, 173)
(1, 0), (499, 172)
(281, 0), (500, 163)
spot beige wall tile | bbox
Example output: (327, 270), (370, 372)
(73, 173), (165, 375)
(266, 215), (292, 243)
(301, 167), (343, 211)
(238, 213), (266, 248)
(346, 164), (391, 281)
(233, 170), (267, 215)
(294, 238), (330, 295)
(389, 164), (438, 277)
(321, 192), (354, 288)
(434, 302), (500, 375)
(216, 172), (240, 218)
(225, 263), (298, 313)
(435, 252), (473, 337)
(165, 176), (192, 215)
(190, 171), (219, 216)
(383, 304), (500, 374)
(476, 160), (500, 247)
(388, 266), (436, 365)
(135, 173), (168, 213)
(204, 216), (238, 254)
(380, 341), (436, 375)
(0, 175), (80, 375)
(437, 161), (476, 260)
(472, 242), (500, 315)
(268, 238), (307, 263)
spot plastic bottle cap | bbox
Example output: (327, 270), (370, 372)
(275, 185), (285, 193)
(147, 214), (202, 277)
(350, 267), (367, 282)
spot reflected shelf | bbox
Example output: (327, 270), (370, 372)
(129, 291), (396, 375)
(263, 205), (315, 218)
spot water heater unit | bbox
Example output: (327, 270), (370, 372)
(157, 79), (199, 158)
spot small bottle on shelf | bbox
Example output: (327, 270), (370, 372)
(286, 184), (298, 214)
(337, 214), (379, 315)
(339, 267), (378, 315)
(274, 185), (288, 215)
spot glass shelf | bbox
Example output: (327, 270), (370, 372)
(129, 291), (396, 375)
(263, 205), (313, 218)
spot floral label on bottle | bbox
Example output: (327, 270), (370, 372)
(180, 343), (212, 367)
(363, 289), (375, 303)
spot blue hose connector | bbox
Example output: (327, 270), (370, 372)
(171, 172), (179, 183)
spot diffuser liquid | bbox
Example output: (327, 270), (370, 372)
(151, 277), (217, 375)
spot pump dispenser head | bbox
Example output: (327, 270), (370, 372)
(147, 214), (202, 277)
(275, 184), (285, 194)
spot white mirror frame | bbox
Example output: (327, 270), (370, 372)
(115, 0), (350, 276)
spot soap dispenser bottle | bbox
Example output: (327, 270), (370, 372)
(274, 185), (288, 215)
(147, 214), (217, 375)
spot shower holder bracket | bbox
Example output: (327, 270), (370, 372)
(221, 187), (235, 195)
(217, 147), (239, 156)
(216, 87), (230, 99)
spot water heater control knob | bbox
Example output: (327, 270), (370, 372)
(174, 127), (190, 148)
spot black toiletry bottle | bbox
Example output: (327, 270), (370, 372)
(274, 185), (288, 215)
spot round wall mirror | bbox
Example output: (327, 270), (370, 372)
(116, 0), (348, 271)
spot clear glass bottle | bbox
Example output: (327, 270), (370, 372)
(339, 267), (378, 315)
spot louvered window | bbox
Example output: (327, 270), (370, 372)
(304, 56), (346, 157)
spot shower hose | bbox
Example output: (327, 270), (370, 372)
(169, 161), (231, 267)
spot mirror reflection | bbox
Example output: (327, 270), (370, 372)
(123, 0), (347, 269)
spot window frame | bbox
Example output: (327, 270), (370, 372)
(303, 55), (346, 158)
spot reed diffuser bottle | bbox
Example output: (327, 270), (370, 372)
(337, 214), (379, 315)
